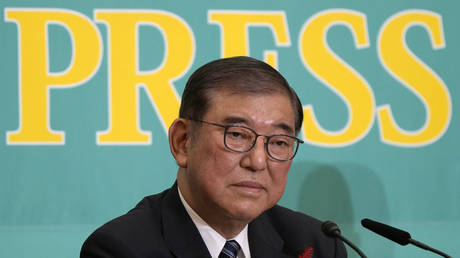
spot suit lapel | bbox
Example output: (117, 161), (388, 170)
(161, 183), (212, 258)
(249, 212), (293, 258)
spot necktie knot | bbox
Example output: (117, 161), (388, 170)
(218, 240), (241, 258)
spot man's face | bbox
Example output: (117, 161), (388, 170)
(181, 90), (296, 223)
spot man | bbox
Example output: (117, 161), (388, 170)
(81, 56), (347, 258)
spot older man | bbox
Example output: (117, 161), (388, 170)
(81, 56), (347, 258)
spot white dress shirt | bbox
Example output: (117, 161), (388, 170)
(178, 187), (251, 258)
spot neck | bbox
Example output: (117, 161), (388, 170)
(205, 214), (247, 239)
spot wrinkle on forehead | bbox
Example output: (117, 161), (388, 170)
(204, 92), (296, 136)
(222, 116), (294, 135)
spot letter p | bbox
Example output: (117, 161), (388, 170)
(5, 8), (102, 144)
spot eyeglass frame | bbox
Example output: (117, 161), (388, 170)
(188, 119), (304, 162)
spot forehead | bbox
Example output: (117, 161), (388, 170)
(204, 90), (296, 133)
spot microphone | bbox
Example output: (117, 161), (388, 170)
(321, 220), (367, 258)
(361, 218), (452, 258)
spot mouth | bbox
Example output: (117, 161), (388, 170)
(232, 181), (265, 195)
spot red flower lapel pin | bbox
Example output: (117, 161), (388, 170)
(298, 246), (314, 258)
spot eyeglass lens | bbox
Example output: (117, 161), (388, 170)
(224, 126), (297, 160)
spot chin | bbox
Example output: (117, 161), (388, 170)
(227, 203), (267, 221)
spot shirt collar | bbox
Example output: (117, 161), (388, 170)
(178, 186), (251, 258)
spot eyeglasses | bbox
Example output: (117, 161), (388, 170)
(190, 119), (304, 161)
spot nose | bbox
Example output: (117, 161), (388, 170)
(240, 136), (267, 172)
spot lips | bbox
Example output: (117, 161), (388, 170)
(234, 181), (264, 188)
(232, 181), (265, 194)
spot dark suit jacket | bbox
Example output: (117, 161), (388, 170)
(81, 184), (347, 258)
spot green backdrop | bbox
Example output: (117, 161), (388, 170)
(1, 0), (458, 257)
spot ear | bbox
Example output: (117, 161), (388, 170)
(168, 118), (190, 168)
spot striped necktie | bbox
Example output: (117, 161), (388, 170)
(218, 240), (241, 258)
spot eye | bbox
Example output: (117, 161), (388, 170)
(269, 136), (294, 148)
(226, 127), (252, 141)
(272, 139), (288, 146)
(229, 131), (243, 138)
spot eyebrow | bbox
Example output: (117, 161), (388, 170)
(276, 123), (294, 135)
(222, 116), (248, 124)
(222, 116), (294, 135)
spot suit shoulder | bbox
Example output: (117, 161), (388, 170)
(265, 205), (323, 236)
(97, 190), (166, 235)
(264, 205), (347, 258)
(81, 189), (171, 257)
